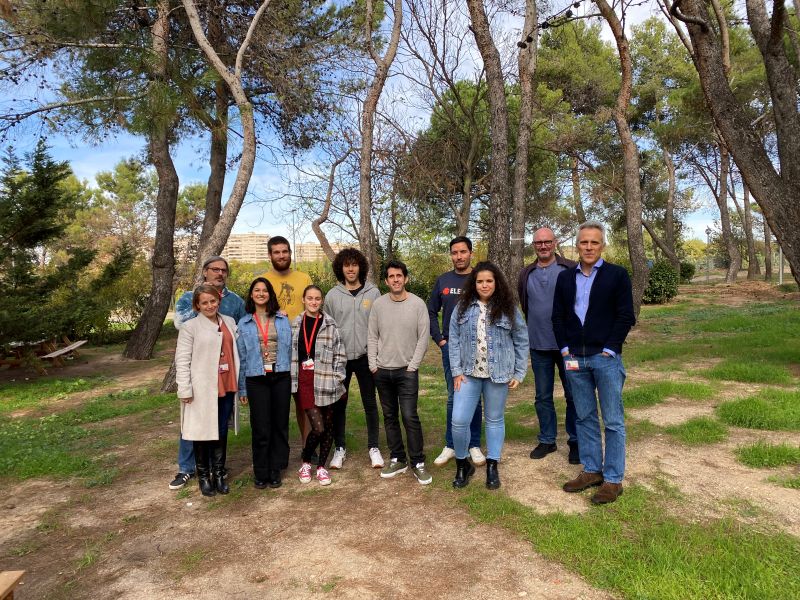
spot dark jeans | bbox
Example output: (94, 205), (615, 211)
(246, 372), (291, 480)
(531, 349), (577, 445)
(333, 355), (380, 449)
(441, 342), (482, 448)
(374, 367), (425, 465)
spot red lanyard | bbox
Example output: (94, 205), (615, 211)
(302, 312), (321, 356)
(255, 314), (270, 346)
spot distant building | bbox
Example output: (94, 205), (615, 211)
(220, 234), (357, 264)
(223, 233), (270, 263)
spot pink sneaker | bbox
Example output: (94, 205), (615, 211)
(316, 466), (331, 486)
(298, 462), (312, 484)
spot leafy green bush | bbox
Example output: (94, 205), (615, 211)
(642, 260), (679, 304)
(679, 261), (696, 284)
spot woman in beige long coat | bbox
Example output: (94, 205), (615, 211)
(175, 284), (241, 496)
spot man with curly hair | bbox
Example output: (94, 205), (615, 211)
(324, 248), (384, 469)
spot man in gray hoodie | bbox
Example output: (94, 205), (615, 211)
(325, 248), (384, 469)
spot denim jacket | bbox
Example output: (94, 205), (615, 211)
(448, 302), (529, 384)
(236, 312), (292, 394)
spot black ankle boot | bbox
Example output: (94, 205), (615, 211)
(194, 441), (216, 497)
(452, 457), (475, 489)
(268, 469), (282, 489)
(486, 459), (500, 490)
(212, 438), (229, 495)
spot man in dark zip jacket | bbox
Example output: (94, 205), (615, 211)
(552, 221), (635, 505)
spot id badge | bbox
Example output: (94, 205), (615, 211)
(301, 358), (315, 371)
(565, 359), (579, 371)
(219, 363), (230, 373)
(264, 363), (274, 373)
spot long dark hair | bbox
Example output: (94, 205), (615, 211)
(457, 261), (515, 323)
(245, 277), (280, 316)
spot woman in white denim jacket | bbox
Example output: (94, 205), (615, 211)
(448, 261), (529, 490)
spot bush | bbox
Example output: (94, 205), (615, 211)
(642, 260), (679, 304)
(679, 261), (696, 284)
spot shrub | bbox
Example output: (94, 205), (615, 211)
(679, 261), (696, 284)
(642, 260), (679, 304)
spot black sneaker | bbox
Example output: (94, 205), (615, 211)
(169, 471), (195, 490)
(529, 443), (557, 459)
(567, 441), (580, 465)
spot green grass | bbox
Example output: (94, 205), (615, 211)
(626, 418), (663, 442)
(0, 389), (173, 480)
(459, 485), (800, 600)
(717, 389), (800, 431)
(0, 376), (105, 415)
(735, 441), (800, 468)
(664, 417), (728, 445)
(703, 360), (793, 384)
(768, 474), (800, 489)
(623, 381), (714, 408)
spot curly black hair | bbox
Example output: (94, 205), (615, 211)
(244, 277), (281, 316)
(331, 248), (368, 285)
(457, 261), (516, 323)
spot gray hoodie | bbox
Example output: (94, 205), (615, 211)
(324, 281), (382, 360)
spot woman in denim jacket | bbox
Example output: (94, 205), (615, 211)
(448, 261), (529, 490)
(237, 277), (293, 489)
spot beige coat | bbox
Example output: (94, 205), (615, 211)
(175, 313), (240, 441)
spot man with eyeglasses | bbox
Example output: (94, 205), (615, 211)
(517, 228), (579, 464)
(169, 255), (246, 490)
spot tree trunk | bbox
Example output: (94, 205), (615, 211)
(643, 220), (680, 271)
(466, 0), (512, 278)
(764, 216), (773, 280)
(595, 0), (648, 315)
(673, 0), (800, 286)
(716, 143), (741, 283)
(359, 0), (402, 282)
(743, 184), (760, 277)
(509, 0), (538, 292)
(662, 148), (679, 272)
(312, 149), (351, 262)
(182, 0), (269, 268)
(124, 0), (178, 360)
(571, 154), (586, 224)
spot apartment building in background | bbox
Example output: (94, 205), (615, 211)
(222, 233), (356, 264)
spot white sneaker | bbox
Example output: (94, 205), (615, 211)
(434, 446), (456, 466)
(316, 466), (331, 486)
(298, 462), (312, 484)
(369, 447), (385, 468)
(469, 447), (486, 466)
(330, 447), (346, 469)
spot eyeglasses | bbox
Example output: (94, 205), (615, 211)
(533, 240), (555, 247)
(207, 267), (228, 274)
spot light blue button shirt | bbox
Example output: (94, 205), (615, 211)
(561, 259), (615, 357)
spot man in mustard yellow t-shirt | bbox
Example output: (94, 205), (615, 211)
(262, 236), (312, 321)
(262, 235), (314, 443)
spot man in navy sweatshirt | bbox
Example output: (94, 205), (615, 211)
(552, 221), (635, 504)
(428, 236), (485, 467)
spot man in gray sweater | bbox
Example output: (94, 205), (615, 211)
(368, 260), (431, 484)
(325, 248), (384, 470)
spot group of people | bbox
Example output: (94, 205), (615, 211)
(171, 221), (634, 505)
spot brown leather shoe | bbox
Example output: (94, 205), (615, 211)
(591, 482), (623, 504)
(563, 471), (603, 493)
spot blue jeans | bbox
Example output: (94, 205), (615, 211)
(452, 376), (508, 461)
(177, 392), (235, 472)
(442, 342), (482, 448)
(564, 353), (627, 483)
(531, 349), (577, 445)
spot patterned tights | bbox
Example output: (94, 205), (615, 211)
(302, 404), (334, 467)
